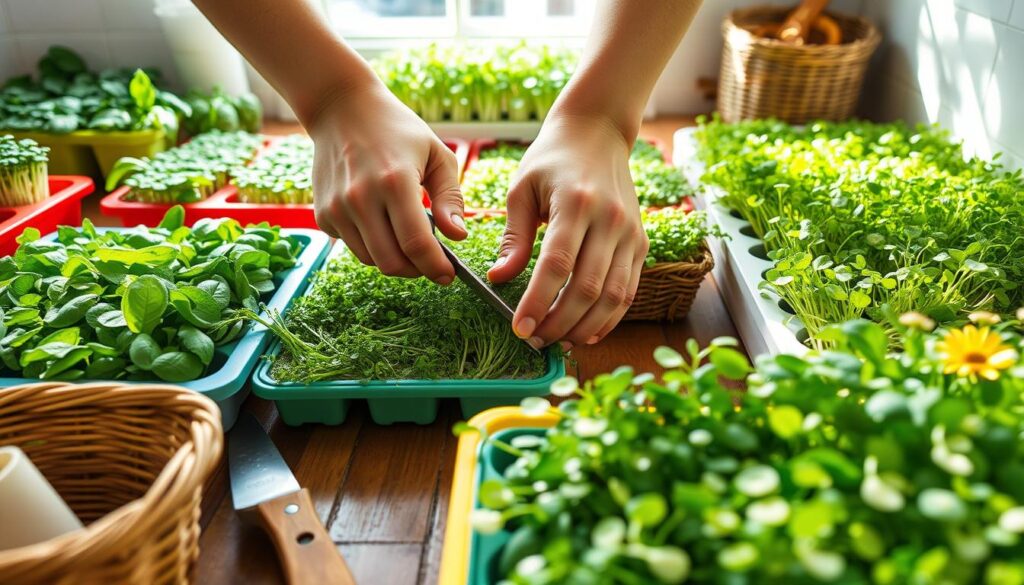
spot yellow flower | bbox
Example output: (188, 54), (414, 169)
(937, 325), (1019, 381)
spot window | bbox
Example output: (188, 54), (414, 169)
(324, 0), (595, 40)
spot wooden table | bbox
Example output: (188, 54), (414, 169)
(125, 116), (742, 584)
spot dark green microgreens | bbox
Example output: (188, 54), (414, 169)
(373, 42), (577, 123)
(695, 116), (1024, 349)
(0, 134), (49, 206)
(630, 158), (691, 207)
(245, 215), (551, 383)
(232, 135), (314, 204)
(0, 46), (188, 136)
(182, 87), (262, 136)
(108, 130), (263, 203)
(643, 209), (724, 267)
(0, 206), (298, 382)
(469, 317), (1024, 584)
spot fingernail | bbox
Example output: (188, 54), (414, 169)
(560, 341), (573, 352)
(435, 275), (453, 286)
(529, 337), (545, 349)
(491, 255), (507, 271)
(515, 317), (536, 338)
(587, 336), (600, 345)
(451, 213), (466, 231)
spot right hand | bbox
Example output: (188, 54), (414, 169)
(307, 83), (465, 284)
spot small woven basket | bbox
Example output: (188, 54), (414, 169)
(717, 6), (881, 123)
(625, 245), (714, 322)
(0, 382), (223, 585)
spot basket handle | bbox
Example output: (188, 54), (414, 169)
(256, 488), (357, 585)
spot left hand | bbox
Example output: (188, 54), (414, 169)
(487, 113), (648, 349)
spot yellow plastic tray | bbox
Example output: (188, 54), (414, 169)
(5, 129), (171, 178)
(439, 407), (558, 585)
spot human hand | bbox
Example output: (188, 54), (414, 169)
(308, 84), (465, 283)
(487, 114), (648, 349)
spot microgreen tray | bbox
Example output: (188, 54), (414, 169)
(461, 138), (692, 216)
(673, 127), (808, 358)
(100, 139), (470, 227)
(251, 345), (564, 426)
(0, 227), (331, 430)
(0, 176), (93, 257)
(440, 407), (557, 585)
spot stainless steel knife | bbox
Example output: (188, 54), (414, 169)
(426, 210), (516, 323)
(228, 413), (356, 585)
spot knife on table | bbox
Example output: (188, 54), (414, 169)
(228, 413), (356, 585)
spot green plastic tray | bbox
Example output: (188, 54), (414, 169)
(252, 348), (563, 426)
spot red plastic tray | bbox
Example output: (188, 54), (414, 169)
(0, 176), (94, 256)
(462, 138), (692, 216)
(100, 139), (470, 227)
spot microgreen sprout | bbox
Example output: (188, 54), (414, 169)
(468, 316), (1024, 584)
(696, 116), (1024, 349)
(0, 135), (48, 206)
(233, 135), (314, 204)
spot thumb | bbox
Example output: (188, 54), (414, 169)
(423, 141), (466, 241)
(488, 181), (538, 284)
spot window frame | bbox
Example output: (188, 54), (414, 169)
(322, 0), (593, 45)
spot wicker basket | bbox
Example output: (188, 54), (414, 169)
(0, 382), (223, 585)
(624, 245), (714, 321)
(717, 6), (881, 123)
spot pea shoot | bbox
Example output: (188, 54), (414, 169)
(233, 135), (314, 204)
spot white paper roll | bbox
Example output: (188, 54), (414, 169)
(0, 446), (84, 551)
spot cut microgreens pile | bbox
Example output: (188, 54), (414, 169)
(696, 117), (1024, 348)
(232, 215), (549, 384)
(373, 43), (577, 122)
(233, 135), (314, 204)
(0, 135), (48, 206)
(107, 131), (263, 203)
(0, 206), (298, 382)
(469, 314), (1024, 584)
(643, 209), (722, 267)
(0, 46), (187, 136)
(462, 139), (687, 210)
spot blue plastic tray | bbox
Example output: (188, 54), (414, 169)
(0, 227), (331, 430)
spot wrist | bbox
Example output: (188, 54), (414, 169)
(541, 106), (635, 154)
(297, 63), (384, 131)
(546, 79), (645, 148)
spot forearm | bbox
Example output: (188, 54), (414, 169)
(550, 0), (702, 143)
(190, 0), (379, 126)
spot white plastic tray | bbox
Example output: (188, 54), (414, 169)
(673, 127), (808, 358)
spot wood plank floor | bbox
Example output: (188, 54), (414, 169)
(86, 116), (743, 584)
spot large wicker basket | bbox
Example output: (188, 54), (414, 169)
(625, 245), (714, 321)
(717, 6), (881, 123)
(0, 382), (223, 585)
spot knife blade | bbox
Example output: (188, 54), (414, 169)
(228, 413), (356, 585)
(426, 211), (516, 323)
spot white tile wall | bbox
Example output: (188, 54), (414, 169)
(861, 0), (1024, 169)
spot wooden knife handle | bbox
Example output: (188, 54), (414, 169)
(255, 488), (357, 585)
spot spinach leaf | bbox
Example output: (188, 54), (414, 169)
(122, 275), (168, 334)
(152, 351), (203, 382)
